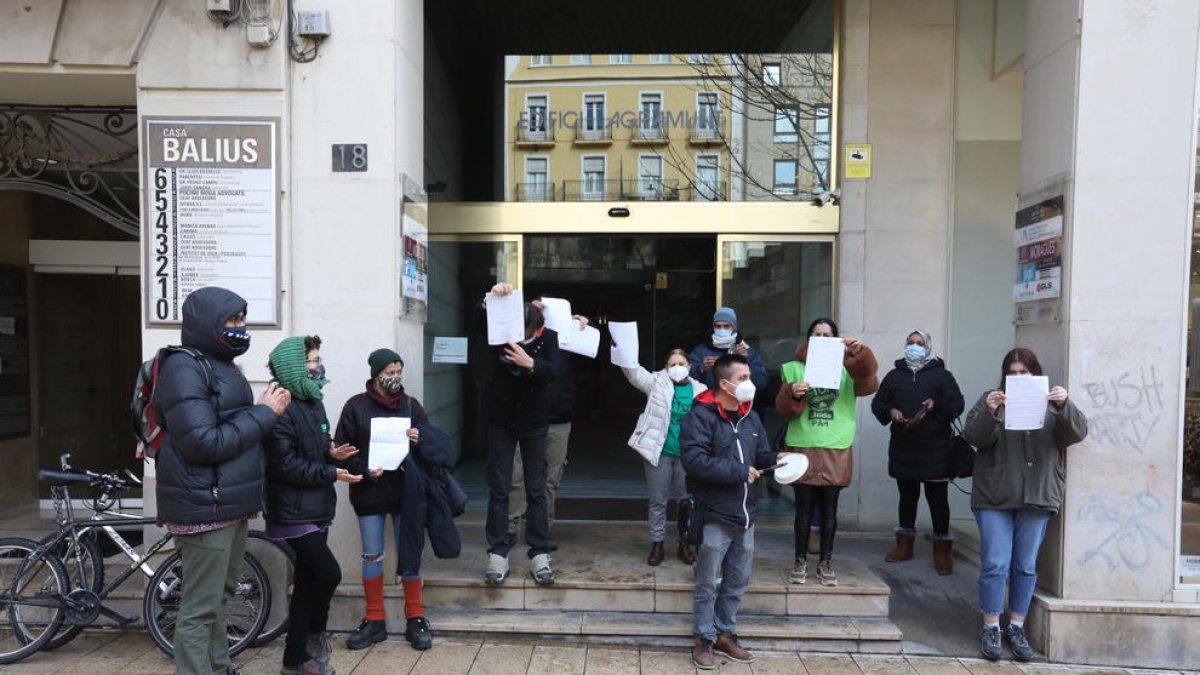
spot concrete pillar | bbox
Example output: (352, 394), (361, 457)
(1018, 0), (1200, 668)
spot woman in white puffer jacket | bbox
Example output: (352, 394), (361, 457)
(621, 348), (708, 566)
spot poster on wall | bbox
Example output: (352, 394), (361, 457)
(400, 174), (428, 322)
(143, 118), (280, 326)
(1013, 196), (1064, 322)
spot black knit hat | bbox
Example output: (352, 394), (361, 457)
(368, 348), (403, 378)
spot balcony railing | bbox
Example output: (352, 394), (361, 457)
(515, 123), (555, 146)
(573, 125), (613, 144)
(689, 124), (725, 145)
(515, 182), (555, 202)
(558, 179), (681, 201)
(631, 125), (668, 143)
(689, 181), (728, 201)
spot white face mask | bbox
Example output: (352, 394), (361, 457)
(711, 330), (736, 348)
(724, 379), (756, 403)
(667, 364), (690, 382)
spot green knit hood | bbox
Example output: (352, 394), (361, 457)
(269, 336), (327, 401)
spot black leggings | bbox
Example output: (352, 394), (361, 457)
(283, 529), (342, 667)
(793, 484), (842, 561)
(896, 479), (950, 536)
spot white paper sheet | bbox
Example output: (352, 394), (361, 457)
(368, 417), (411, 471)
(561, 325), (601, 358)
(1003, 375), (1049, 430)
(608, 321), (640, 368)
(539, 297), (573, 345)
(803, 336), (845, 389)
(485, 288), (525, 346)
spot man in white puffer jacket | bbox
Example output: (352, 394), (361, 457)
(621, 348), (708, 566)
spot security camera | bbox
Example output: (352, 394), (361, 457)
(812, 188), (841, 207)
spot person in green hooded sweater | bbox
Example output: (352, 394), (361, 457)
(264, 335), (362, 675)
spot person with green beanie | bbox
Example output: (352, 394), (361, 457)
(333, 348), (433, 651)
(264, 335), (362, 675)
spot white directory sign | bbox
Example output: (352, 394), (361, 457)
(432, 337), (468, 364)
(144, 118), (279, 325)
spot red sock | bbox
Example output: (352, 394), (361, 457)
(363, 575), (386, 621)
(402, 577), (424, 619)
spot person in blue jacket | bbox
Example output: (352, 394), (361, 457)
(688, 307), (768, 392)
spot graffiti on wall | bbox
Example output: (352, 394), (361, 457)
(1076, 491), (1169, 573)
(1079, 366), (1164, 450)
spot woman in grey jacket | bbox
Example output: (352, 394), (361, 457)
(621, 348), (708, 565)
(963, 347), (1087, 664)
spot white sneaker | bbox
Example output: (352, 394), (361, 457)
(789, 558), (807, 585)
(817, 560), (838, 587)
(529, 553), (554, 585)
(485, 553), (509, 585)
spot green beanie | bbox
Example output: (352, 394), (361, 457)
(270, 336), (326, 401)
(368, 348), (403, 378)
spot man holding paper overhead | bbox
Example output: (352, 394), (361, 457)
(334, 349), (433, 651)
(962, 347), (1087, 663)
(482, 283), (560, 586)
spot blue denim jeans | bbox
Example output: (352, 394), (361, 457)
(974, 507), (1053, 616)
(357, 513), (404, 580)
(692, 521), (754, 642)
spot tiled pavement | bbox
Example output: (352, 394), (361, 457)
(3, 630), (1196, 675)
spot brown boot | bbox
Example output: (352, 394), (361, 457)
(647, 541), (664, 566)
(885, 531), (916, 562)
(692, 637), (716, 670)
(677, 541), (696, 565)
(933, 539), (954, 575)
(714, 633), (755, 663)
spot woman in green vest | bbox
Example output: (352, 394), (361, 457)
(775, 318), (878, 586)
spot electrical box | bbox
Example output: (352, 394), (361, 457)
(246, 23), (273, 47)
(206, 0), (232, 11)
(296, 10), (332, 39)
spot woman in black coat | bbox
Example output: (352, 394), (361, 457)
(264, 335), (361, 675)
(870, 329), (964, 574)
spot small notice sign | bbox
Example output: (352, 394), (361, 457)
(432, 337), (468, 364)
(844, 144), (872, 179)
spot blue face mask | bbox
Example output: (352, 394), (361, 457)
(713, 328), (733, 339)
(219, 325), (251, 351)
(904, 344), (926, 361)
(307, 364), (327, 381)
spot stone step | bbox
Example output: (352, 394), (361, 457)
(350, 609), (904, 653)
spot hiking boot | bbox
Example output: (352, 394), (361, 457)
(1006, 623), (1034, 662)
(647, 541), (664, 566)
(691, 637), (716, 670)
(345, 619), (386, 650)
(405, 616), (433, 651)
(306, 631), (331, 664)
(817, 560), (838, 587)
(789, 558), (807, 584)
(677, 541), (696, 564)
(885, 531), (915, 562)
(529, 553), (554, 585)
(980, 624), (1002, 661)
(485, 553), (509, 585)
(280, 659), (335, 675)
(713, 633), (755, 663)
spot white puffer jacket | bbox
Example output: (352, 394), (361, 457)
(622, 365), (708, 466)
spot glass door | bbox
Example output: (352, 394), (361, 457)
(425, 235), (521, 467)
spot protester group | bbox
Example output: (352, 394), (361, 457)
(150, 285), (1088, 675)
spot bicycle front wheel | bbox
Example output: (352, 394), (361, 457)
(0, 537), (69, 664)
(143, 549), (271, 659)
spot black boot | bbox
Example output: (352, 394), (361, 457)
(405, 616), (433, 650)
(346, 618), (387, 650)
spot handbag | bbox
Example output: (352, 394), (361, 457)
(677, 493), (705, 546)
(951, 418), (976, 479)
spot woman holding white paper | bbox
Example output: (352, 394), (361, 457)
(333, 349), (433, 651)
(620, 348), (709, 565)
(775, 318), (878, 587)
(962, 347), (1087, 663)
(870, 329), (964, 574)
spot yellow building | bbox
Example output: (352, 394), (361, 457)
(504, 54), (734, 202)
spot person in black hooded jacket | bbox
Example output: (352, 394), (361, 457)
(263, 335), (362, 675)
(152, 286), (290, 675)
(870, 329), (964, 574)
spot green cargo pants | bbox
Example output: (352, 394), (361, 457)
(173, 519), (248, 675)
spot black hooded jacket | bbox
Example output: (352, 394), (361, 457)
(153, 287), (279, 526)
(870, 357), (965, 481)
(263, 398), (337, 525)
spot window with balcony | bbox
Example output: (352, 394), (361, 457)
(638, 155), (664, 198)
(526, 95), (548, 133)
(695, 154), (720, 201)
(697, 93), (720, 138)
(640, 93), (663, 135)
(582, 156), (605, 200)
(584, 94), (606, 138)
(773, 160), (798, 195)
(524, 157), (549, 201)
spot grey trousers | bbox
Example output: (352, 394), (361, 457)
(644, 454), (686, 542)
(509, 421), (571, 525)
(173, 518), (248, 675)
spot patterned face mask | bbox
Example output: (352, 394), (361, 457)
(378, 375), (403, 393)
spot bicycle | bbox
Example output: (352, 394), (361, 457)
(0, 458), (272, 665)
